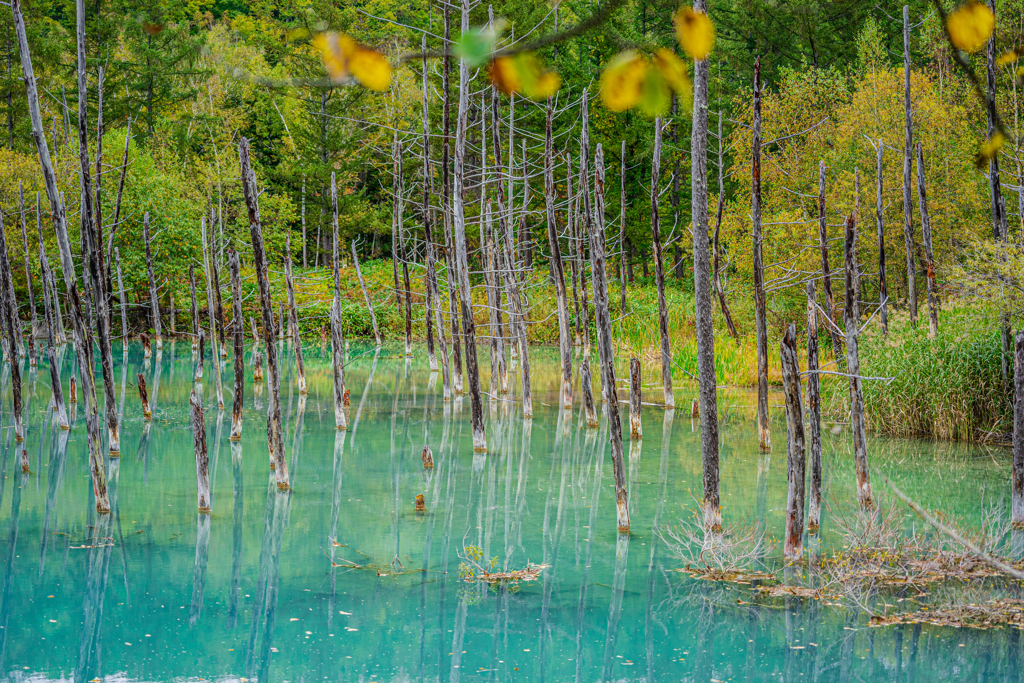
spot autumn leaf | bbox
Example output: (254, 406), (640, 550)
(313, 32), (391, 91)
(996, 50), (1019, 66)
(491, 52), (560, 100)
(946, 1), (995, 53)
(975, 132), (1005, 169)
(653, 48), (692, 105)
(600, 52), (647, 112)
(674, 7), (715, 60)
(349, 47), (391, 91)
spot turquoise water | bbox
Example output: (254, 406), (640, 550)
(0, 341), (1018, 682)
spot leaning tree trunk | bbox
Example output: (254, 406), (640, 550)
(13, 0), (109, 512)
(239, 137), (289, 490)
(875, 139), (889, 335)
(651, 118), (674, 408)
(143, 211), (162, 351)
(201, 217), (224, 409)
(806, 282), (822, 533)
(817, 161), (844, 359)
(330, 174), (348, 431)
(780, 323), (805, 560)
(752, 57), (771, 453)
(844, 214), (872, 508)
(902, 5), (918, 322)
(229, 248), (244, 441)
(592, 143), (629, 533)
(351, 242), (382, 345)
(692, 10), (721, 531)
(545, 96), (573, 409)
(577, 90), (595, 381)
(284, 232), (307, 394)
(915, 143), (939, 338)
(454, 0), (487, 452)
(38, 242), (68, 429)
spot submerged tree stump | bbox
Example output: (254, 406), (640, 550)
(190, 388), (211, 513)
(137, 372), (152, 420)
(629, 358), (642, 439)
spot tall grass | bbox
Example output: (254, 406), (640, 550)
(821, 313), (1010, 441)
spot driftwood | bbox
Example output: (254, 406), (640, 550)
(229, 249), (244, 441)
(240, 137), (289, 488)
(902, 6), (918, 322)
(545, 94), (572, 410)
(137, 372), (152, 420)
(844, 214), (872, 508)
(591, 143), (629, 534)
(284, 231), (307, 394)
(692, 13), (720, 532)
(142, 212), (162, 350)
(751, 57), (771, 454)
(330, 174), (348, 431)
(916, 142), (939, 338)
(806, 281), (822, 533)
(651, 118), (674, 409)
(190, 388), (211, 513)
(875, 140), (889, 334)
(629, 358), (642, 439)
(780, 323), (805, 560)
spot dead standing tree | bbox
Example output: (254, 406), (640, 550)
(806, 282), (822, 532)
(284, 231), (307, 394)
(545, 94), (573, 410)
(142, 212), (162, 352)
(844, 215), (872, 508)
(874, 139), (889, 334)
(817, 161), (844, 359)
(240, 137), (289, 489)
(915, 143), (939, 338)
(751, 57), (771, 453)
(229, 249), (244, 441)
(780, 323), (805, 560)
(330, 174), (348, 431)
(902, 5), (918, 322)
(651, 117), (674, 409)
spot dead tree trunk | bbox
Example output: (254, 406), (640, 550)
(194, 330), (204, 382)
(580, 356), (598, 427)
(902, 5), (918, 321)
(483, 205), (503, 399)
(875, 140), (889, 335)
(619, 140), (627, 315)
(577, 90), (595, 371)
(651, 118), (674, 408)
(780, 323), (805, 560)
(229, 248), (244, 441)
(629, 357), (642, 439)
(38, 241), (68, 429)
(239, 137), (289, 489)
(200, 217), (224, 409)
(442, 7), (464, 396)
(817, 161), (844, 360)
(806, 282), (822, 533)
(844, 214), (872, 508)
(0, 211), (24, 443)
(330, 174), (348, 431)
(422, 35), (438, 373)
(189, 263), (199, 350)
(284, 232), (307, 393)
(190, 388), (211, 513)
(454, 0), (487, 452)
(1013, 330), (1024, 528)
(592, 143), (629, 533)
(915, 143), (939, 338)
(18, 183), (36, 367)
(142, 212), (162, 350)
(545, 96), (573, 409)
(752, 57), (771, 453)
(489, 67), (510, 392)
(712, 111), (739, 341)
(396, 141), (413, 357)
(209, 211), (226, 355)
(350, 242), (382, 346)
(137, 372), (152, 419)
(250, 317), (263, 382)
(692, 8), (720, 531)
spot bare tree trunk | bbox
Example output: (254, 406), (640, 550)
(209, 209), (226, 356)
(38, 240), (68, 429)
(107, 120), (131, 313)
(284, 232), (306, 393)
(189, 263), (199, 350)
(619, 140), (627, 315)
(651, 118), (674, 408)
(752, 57), (771, 453)
(18, 183), (37, 367)
(1013, 330), (1024, 528)
(781, 323), (804, 560)
(143, 212), (162, 350)
(817, 161), (844, 359)
(193, 331), (203, 382)
(17, 0), (107, 512)
(577, 91), (595, 374)
(250, 317), (263, 382)
(229, 249), (244, 441)
(844, 215), (872, 508)
(488, 65), (509, 392)
(201, 217), (224, 409)
(875, 140), (889, 335)
(482, 205), (503, 399)
(114, 247), (127, 353)
(592, 143), (629, 533)
(454, 0), (486, 452)
(712, 112), (738, 342)
(629, 357), (642, 439)
(239, 138), (289, 489)
(190, 388), (211, 513)
(442, 6), (464, 396)
(351, 242), (382, 345)
(330, 174), (348, 431)
(567, 154), (582, 347)
(301, 176), (307, 268)
(137, 372), (152, 419)
(902, 5), (918, 321)
(422, 35), (438, 373)
(806, 282), (822, 533)
(986, 0), (1008, 242)
(915, 143), (939, 338)
(0, 212), (24, 443)
(396, 141), (413, 357)
(580, 356), (598, 427)
(545, 97), (573, 409)
(692, 6), (720, 531)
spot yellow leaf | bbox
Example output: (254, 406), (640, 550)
(491, 56), (522, 95)
(946, 2), (994, 53)
(674, 7), (715, 60)
(531, 71), (561, 99)
(996, 50), (1019, 66)
(491, 52), (560, 100)
(600, 52), (647, 113)
(349, 47), (391, 91)
(653, 48), (692, 105)
(975, 132), (1005, 168)
(313, 32), (350, 83)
